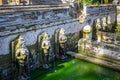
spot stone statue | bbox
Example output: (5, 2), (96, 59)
(41, 32), (51, 69)
(96, 31), (102, 42)
(15, 36), (29, 80)
(78, 10), (86, 23)
(95, 19), (102, 31)
(58, 28), (67, 60)
(101, 17), (107, 31)
(107, 16), (112, 31)
(95, 19), (102, 42)
(15, 0), (30, 5)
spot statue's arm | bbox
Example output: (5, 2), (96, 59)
(42, 41), (49, 49)
(15, 50), (21, 60)
(59, 36), (67, 43)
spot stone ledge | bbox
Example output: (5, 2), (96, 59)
(67, 51), (120, 71)
(0, 4), (70, 13)
(0, 19), (78, 37)
(87, 4), (116, 7)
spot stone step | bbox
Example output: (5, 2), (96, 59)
(0, 3), (69, 9)
(87, 53), (120, 65)
(67, 51), (120, 71)
(0, 4), (70, 13)
(75, 54), (120, 71)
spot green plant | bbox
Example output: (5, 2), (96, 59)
(8, 0), (12, 2)
(77, 0), (100, 6)
(116, 25), (120, 34)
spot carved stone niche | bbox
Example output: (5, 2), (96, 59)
(11, 35), (30, 80)
(54, 28), (67, 60)
(38, 32), (54, 69)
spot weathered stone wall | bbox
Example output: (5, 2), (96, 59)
(77, 5), (119, 71)
(2, 0), (73, 5)
(0, 5), (82, 79)
(0, 6), (81, 55)
(0, 4), (117, 79)
(84, 5), (116, 29)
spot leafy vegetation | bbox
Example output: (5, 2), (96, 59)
(8, 0), (13, 2)
(116, 25), (120, 34)
(76, 0), (113, 6)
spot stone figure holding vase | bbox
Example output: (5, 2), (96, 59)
(58, 28), (67, 60)
(41, 32), (51, 69)
(15, 36), (29, 80)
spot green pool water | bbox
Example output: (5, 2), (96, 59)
(30, 58), (120, 80)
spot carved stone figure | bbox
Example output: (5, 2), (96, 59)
(83, 25), (92, 39)
(94, 19), (102, 42)
(107, 16), (112, 31)
(95, 19), (102, 31)
(41, 32), (51, 69)
(15, 36), (29, 80)
(101, 17), (107, 31)
(58, 28), (67, 60)
(15, 0), (30, 5)
(96, 31), (102, 42)
(78, 10), (86, 23)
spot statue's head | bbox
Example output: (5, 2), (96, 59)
(102, 17), (106, 23)
(107, 16), (110, 20)
(42, 32), (49, 40)
(101, 17), (107, 27)
(59, 28), (65, 35)
(107, 16), (111, 24)
(96, 19), (100, 24)
(95, 18), (101, 29)
(17, 36), (26, 48)
(83, 25), (92, 33)
(79, 10), (86, 23)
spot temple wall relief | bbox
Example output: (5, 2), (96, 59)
(11, 35), (30, 79)
(38, 32), (54, 69)
(54, 28), (67, 60)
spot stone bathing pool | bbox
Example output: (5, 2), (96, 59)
(30, 57), (120, 80)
